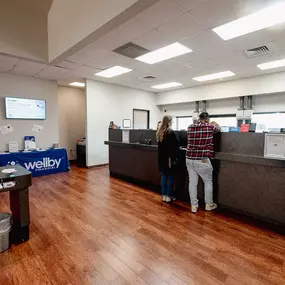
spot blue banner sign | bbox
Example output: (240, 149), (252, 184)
(0, 148), (70, 177)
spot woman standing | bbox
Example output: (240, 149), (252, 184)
(157, 121), (162, 130)
(157, 116), (180, 203)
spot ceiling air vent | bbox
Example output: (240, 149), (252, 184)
(142, 76), (156, 81)
(113, 42), (149, 59)
(245, 45), (271, 58)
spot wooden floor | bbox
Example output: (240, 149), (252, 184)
(0, 166), (284, 285)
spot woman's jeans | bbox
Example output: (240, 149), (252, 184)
(186, 158), (214, 206)
(161, 173), (174, 197)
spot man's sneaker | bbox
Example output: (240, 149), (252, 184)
(191, 205), (199, 213)
(171, 196), (177, 202)
(165, 196), (172, 203)
(162, 195), (167, 202)
(205, 203), (218, 211)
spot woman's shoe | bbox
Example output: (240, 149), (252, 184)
(165, 196), (172, 203)
(162, 195), (167, 202)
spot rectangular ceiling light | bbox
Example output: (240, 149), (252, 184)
(136, 42), (192, 64)
(257, 58), (285, 70)
(152, 82), (183, 90)
(213, 2), (285, 40)
(95, 66), (132, 78)
(193, 71), (235, 82)
(69, 82), (85, 87)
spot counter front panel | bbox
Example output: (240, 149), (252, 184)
(106, 130), (285, 227)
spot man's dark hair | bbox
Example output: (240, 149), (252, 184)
(199, 112), (210, 120)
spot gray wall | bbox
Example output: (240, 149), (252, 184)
(0, 1), (49, 61)
(58, 86), (86, 160)
(0, 73), (59, 151)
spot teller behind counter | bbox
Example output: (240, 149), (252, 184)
(105, 127), (285, 229)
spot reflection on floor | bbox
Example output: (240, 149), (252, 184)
(0, 166), (284, 285)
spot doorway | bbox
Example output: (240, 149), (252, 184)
(133, 109), (150, 129)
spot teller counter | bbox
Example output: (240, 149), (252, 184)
(105, 129), (285, 227)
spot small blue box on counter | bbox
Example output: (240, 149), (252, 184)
(229, 127), (240, 132)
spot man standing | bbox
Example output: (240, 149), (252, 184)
(186, 112), (221, 213)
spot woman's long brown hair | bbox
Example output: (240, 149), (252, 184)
(156, 115), (172, 142)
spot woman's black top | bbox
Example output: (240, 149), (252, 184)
(158, 130), (180, 175)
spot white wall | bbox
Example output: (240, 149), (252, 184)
(0, 73), (58, 151)
(207, 98), (239, 115)
(161, 98), (238, 117)
(156, 72), (285, 106)
(86, 80), (160, 166)
(160, 93), (285, 118)
(253, 93), (285, 113)
(161, 102), (194, 117)
(58, 86), (86, 160)
(48, 0), (140, 61)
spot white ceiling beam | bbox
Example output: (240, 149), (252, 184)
(48, 0), (160, 63)
(156, 71), (285, 105)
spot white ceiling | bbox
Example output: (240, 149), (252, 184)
(1, 0), (285, 91)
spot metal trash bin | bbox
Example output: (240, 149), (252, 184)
(0, 213), (12, 253)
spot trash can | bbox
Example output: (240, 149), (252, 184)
(0, 213), (12, 253)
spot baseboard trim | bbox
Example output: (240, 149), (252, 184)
(87, 163), (109, 169)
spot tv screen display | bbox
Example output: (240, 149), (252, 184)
(5, 97), (46, 120)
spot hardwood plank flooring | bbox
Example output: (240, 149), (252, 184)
(0, 166), (284, 285)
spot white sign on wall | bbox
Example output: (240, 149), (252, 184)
(264, 134), (285, 160)
(32, 124), (43, 132)
(0, 124), (14, 135)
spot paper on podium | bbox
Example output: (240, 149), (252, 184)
(2, 168), (17, 174)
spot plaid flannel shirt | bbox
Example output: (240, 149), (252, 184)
(186, 122), (221, 160)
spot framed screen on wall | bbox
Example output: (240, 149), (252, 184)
(5, 97), (46, 120)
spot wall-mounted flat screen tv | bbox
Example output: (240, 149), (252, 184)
(5, 97), (46, 120)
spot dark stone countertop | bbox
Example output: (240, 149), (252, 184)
(105, 141), (158, 151)
(105, 141), (285, 168)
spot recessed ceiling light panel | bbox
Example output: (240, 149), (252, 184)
(257, 58), (285, 70)
(69, 82), (85, 87)
(136, 42), (192, 64)
(213, 2), (285, 40)
(193, 71), (235, 82)
(152, 82), (183, 90)
(95, 66), (132, 78)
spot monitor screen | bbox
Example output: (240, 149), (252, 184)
(5, 97), (46, 120)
